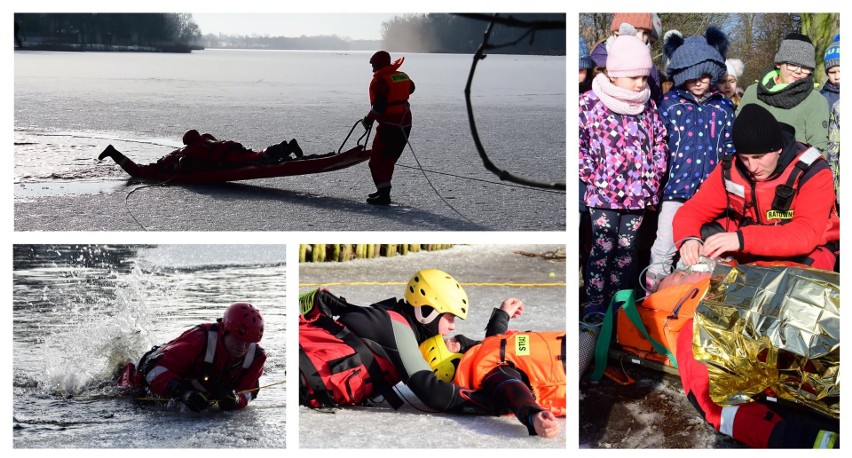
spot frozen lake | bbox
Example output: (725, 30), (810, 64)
(14, 49), (566, 231)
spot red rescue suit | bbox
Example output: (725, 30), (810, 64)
(674, 142), (839, 270)
(157, 132), (265, 172)
(454, 331), (566, 417)
(141, 323), (266, 410)
(365, 58), (415, 188)
(676, 319), (838, 448)
(298, 307), (401, 408)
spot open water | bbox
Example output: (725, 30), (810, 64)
(14, 49), (566, 231)
(12, 244), (287, 448)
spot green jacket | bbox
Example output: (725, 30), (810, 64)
(737, 69), (829, 154)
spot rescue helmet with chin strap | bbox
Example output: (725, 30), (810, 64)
(404, 269), (468, 324)
(222, 302), (264, 343)
(419, 335), (463, 382)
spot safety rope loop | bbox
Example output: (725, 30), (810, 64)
(461, 13), (566, 191)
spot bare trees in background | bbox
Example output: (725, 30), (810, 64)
(579, 13), (839, 85)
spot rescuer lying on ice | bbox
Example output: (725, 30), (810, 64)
(151, 129), (304, 173)
(418, 305), (565, 438)
(116, 302), (266, 412)
(298, 269), (509, 416)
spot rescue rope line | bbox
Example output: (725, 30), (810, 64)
(123, 174), (180, 231)
(123, 183), (156, 231)
(459, 13), (566, 191)
(399, 128), (478, 225)
(300, 281), (566, 287)
(394, 163), (565, 194)
(133, 379), (286, 403)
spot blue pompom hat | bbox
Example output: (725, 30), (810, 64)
(664, 26), (729, 87)
(824, 33), (840, 73)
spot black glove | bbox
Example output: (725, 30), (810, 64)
(361, 116), (374, 129)
(316, 289), (352, 316)
(181, 390), (211, 412)
(216, 389), (240, 411)
(167, 380), (210, 412)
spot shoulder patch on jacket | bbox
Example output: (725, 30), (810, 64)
(724, 179), (745, 198)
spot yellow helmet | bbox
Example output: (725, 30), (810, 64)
(405, 269), (468, 324)
(419, 335), (462, 382)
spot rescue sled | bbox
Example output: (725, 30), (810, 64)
(98, 145), (370, 185)
(98, 120), (373, 185)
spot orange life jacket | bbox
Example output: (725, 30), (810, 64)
(454, 331), (566, 417)
(369, 58), (412, 124)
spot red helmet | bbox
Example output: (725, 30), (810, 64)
(370, 50), (391, 68)
(222, 302), (264, 343)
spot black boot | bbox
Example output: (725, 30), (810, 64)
(261, 143), (284, 163)
(288, 139), (303, 158)
(366, 187), (391, 205)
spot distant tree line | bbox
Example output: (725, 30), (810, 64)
(200, 33), (380, 51)
(13, 13), (202, 52)
(381, 13), (566, 55)
(580, 13), (839, 85)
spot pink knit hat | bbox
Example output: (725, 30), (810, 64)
(607, 24), (653, 77)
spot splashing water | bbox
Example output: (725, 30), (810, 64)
(39, 259), (163, 396)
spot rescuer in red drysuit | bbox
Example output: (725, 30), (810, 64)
(360, 50), (415, 205)
(116, 302), (266, 412)
(155, 129), (303, 172)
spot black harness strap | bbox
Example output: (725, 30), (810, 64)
(772, 148), (821, 212)
(299, 344), (335, 407)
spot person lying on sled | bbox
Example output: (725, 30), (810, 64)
(656, 263), (840, 448)
(299, 269), (517, 416)
(116, 302), (266, 413)
(155, 129), (304, 173)
(673, 104), (839, 271)
(418, 304), (564, 438)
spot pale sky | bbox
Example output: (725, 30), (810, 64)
(191, 13), (401, 40)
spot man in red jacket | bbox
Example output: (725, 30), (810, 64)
(673, 103), (839, 270)
(117, 302), (266, 412)
(361, 50), (415, 205)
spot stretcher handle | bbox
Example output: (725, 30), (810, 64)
(338, 119), (373, 154)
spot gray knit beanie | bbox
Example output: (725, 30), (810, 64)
(664, 26), (729, 87)
(774, 33), (816, 69)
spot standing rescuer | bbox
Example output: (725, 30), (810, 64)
(361, 50), (415, 205)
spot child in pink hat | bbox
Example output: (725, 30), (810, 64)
(579, 23), (668, 317)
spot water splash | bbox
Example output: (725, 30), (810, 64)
(38, 251), (166, 396)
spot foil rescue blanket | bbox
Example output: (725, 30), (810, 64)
(692, 262), (839, 418)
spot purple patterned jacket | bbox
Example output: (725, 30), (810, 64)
(579, 90), (667, 210)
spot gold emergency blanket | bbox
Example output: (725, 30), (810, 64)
(692, 262), (839, 418)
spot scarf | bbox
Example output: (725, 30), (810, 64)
(592, 73), (651, 115)
(756, 70), (814, 109)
